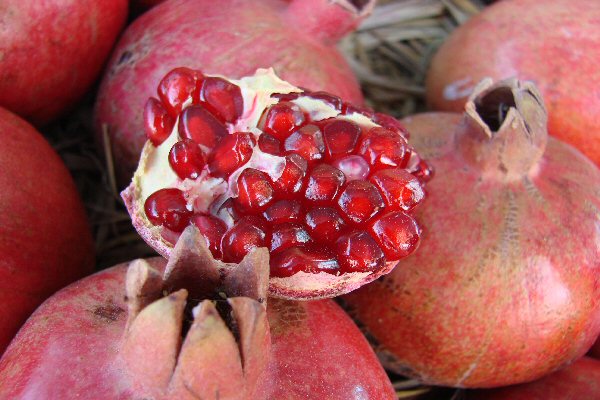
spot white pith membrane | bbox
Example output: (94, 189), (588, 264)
(123, 68), (423, 300)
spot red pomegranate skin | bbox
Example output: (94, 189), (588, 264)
(0, 107), (94, 354)
(467, 357), (600, 400)
(426, 0), (600, 166)
(0, 0), (128, 125)
(0, 258), (395, 399)
(94, 0), (370, 185)
(344, 81), (600, 387)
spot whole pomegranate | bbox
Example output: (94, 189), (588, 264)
(123, 68), (431, 299)
(0, 228), (396, 400)
(426, 0), (600, 166)
(467, 357), (600, 399)
(344, 79), (600, 387)
(0, 107), (94, 354)
(0, 0), (128, 125)
(95, 0), (373, 185)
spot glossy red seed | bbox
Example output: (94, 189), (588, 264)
(221, 217), (269, 263)
(373, 113), (409, 138)
(332, 155), (370, 181)
(304, 164), (345, 204)
(358, 127), (409, 171)
(269, 245), (340, 277)
(304, 207), (346, 242)
(235, 168), (274, 212)
(144, 97), (175, 146)
(342, 103), (375, 118)
(412, 159), (435, 182)
(263, 200), (302, 223)
(144, 188), (191, 232)
(370, 212), (420, 259)
(207, 132), (256, 178)
(178, 106), (227, 154)
(335, 231), (385, 273)
(260, 102), (306, 141)
(284, 125), (325, 162)
(199, 77), (243, 123)
(272, 154), (308, 197)
(191, 215), (227, 258)
(270, 223), (312, 253)
(258, 133), (282, 155)
(337, 180), (385, 224)
(157, 67), (202, 116)
(168, 139), (206, 180)
(370, 169), (424, 211)
(322, 119), (361, 158)
(307, 91), (343, 111)
(271, 92), (303, 102)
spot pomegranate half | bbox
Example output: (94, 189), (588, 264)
(95, 0), (373, 185)
(0, 228), (396, 399)
(0, 107), (94, 354)
(344, 79), (600, 387)
(123, 68), (431, 299)
(426, 0), (600, 166)
(0, 0), (128, 125)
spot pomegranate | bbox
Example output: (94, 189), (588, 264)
(426, 0), (600, 166)
(344, 79), (600, 387)
(0, 0), (128, 125)
(0, 227), (396, 399)
(589, 338), (600, 359)
(0, 107), (94, 354)
(467, 357), (600, 399)
(95, 0), (373, 185)
(122, 68), (431, 299)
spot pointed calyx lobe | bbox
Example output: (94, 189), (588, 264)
(459, 78), (548, 179)
(123, 68), (431, 300)
(120, 227), (270, 400)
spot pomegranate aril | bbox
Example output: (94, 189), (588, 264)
(370, 169), (425, 211)
(178, 106), (227, 153)
(358, 127), (410, 171)
(270, 223), (312, 252)
(335, 231), (385, 273)
(199, 77), (243, 123)
(273, 154), (308, 197)
(304, 164), (345, 204)
(263, 200), (302, 223)
(144, 97), (175, 146)
(235, 168), (274, 212)
(271, 91), (303, 102)
(221, 216), (269, 263)
(270, 245), (340, 277)
(215, 198), (241, 225)
(370, 212), (420, 259)
(305, 207), (346, 242)
(373, 113), (409, 138)
(260, 102), (306, 141)
(332, 155), (370, 181)
(322, 119), (361, 158)
(208, 132), (256, 178)
(307, 92), (343, 111)
(157, 67), (202, 116)
(168, 139), (206, 180)
(258, 133), (282, 155)
(284, 126), (325, 162)
(337, 180), (385, 224)
(144, 188), (191, 232)
(342, 103), (375, 118)
(191, 215), (227, 258)
(412, 159), (435, 182)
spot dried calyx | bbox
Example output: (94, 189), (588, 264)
(120, 227), (270, 399)
(123, 68), (432, 299)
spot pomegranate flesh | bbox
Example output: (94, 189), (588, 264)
(122, 68), (431, 300)
(344, 79), (600, 387)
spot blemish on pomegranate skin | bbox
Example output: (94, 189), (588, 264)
(92, 304), (125, 322)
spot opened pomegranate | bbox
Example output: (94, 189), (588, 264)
(95, 0), (373, 185)
(0, 0), (127, 125)
(467, 357), (600, 399)
(426, 0), (600, 166)
(344, 79), (600, 387)
(0, 228), (396, 399)
(122, 68), (430, 299)
(0, 107), (94, 354)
